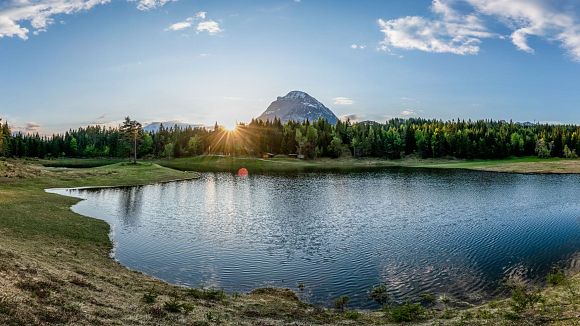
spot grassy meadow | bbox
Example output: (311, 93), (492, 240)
(39, 155), (580, 174)
(0, 158), (579, 325)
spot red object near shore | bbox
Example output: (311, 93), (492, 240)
(237, 167), (249, 177)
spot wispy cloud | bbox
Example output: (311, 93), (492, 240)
(333, 97), (354, 105)
(167, 12), (222, 35)
(132, 0), (175, 11)
(399, 109), (418, 117)
(351, 44), (366, 50)
(0, 0), (175, 40)
(378, 0), (580, 61)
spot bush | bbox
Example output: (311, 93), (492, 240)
(546, 269), (578, 298)
(387, 302), (425, 322)
(369, 284), (389, 305)
(564, 145), (578, 159)
(334, 295), (349, 312)
(163, 297), (183, 313)
(510, 283), (543, 313)
(547, 270), (567, 286)
(142, 291), (158, 304)
(343, 310), (361, 320)
(438, 294), (451, 305)
(420, 292), (436, 305)
(187, 288), (226, 301)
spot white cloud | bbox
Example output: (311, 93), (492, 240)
(351, 43), (366, 50)
(196, 20), (222, 35)
(466, 0), (580, 60)
(132, 0), (174, 11)
(167, 21), (192, 31)
(378, 0), (580, 61)
(378, 0), (494, 55)
(0, 0), (174, 40)
(400, 109), (418, 116)
(333, 97), (354, 105)
(166, 12), (222, 35)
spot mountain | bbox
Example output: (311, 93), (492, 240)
(257, 91), (339, 124)
(143, 121), (205, 133)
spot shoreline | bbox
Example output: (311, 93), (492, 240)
(49, 180), (577, 312)
(1, 159), (579, 324)
(38, 156), (580, 175)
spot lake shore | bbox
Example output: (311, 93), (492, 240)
(40, 155), (580, 174)
(1, 159), (579, 325)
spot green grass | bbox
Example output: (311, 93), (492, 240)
(38, 155), (580, 174)
(39, 158), (125, 168)
(154, 156), (406, 173)
(154, 155), (580, 174)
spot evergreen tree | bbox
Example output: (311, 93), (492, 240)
(120, 117), (143, 163)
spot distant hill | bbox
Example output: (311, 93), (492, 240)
(143, 121), (205, 133)
(257, 91), (339, 124)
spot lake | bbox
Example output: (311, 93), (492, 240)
(48, 169), (580, 308)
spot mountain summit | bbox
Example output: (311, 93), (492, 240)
(257, 91), (339, 124)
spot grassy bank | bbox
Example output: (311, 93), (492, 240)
(1, 159), (579, 325)
(153, 156), (580, 174)
(39, 156), (580, 174)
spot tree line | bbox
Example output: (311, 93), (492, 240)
(0, 117), (578, 160)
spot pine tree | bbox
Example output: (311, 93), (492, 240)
(120, 117), (143, 163)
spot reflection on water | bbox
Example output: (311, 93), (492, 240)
(48, 169), (580, 308)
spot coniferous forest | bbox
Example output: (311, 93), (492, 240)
(1, 117), (579, 160)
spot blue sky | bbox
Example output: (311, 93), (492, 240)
(1, 0), (580, 133)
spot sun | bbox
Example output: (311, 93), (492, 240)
(223, 122), (239, 132)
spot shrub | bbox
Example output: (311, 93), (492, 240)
(438, 294), (451, 305)
(142, 291), (158, 304)
(187, 288), (226, 301)
(547, 269), (577, 298)
(343, 310), (361, 320)
(419, 292), (436, 305)
(163, 297), (183, 313)
(387, 302), (425, 322)
(510, 283), (543, 313)
(564, 145), (578, 159)
(547, 270), (566, 286)
(369, 284), (389, 305)
(334, 295), (349, 312)
(535, 139), (552, 158)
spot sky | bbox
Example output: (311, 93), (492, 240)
(1, 0), (580, 134)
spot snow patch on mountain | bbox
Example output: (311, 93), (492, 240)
(257, 91), (339, 124)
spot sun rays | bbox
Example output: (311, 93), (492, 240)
(208, 123), (261, 155)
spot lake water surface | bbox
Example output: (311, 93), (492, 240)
(48, 169), (580, 308)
